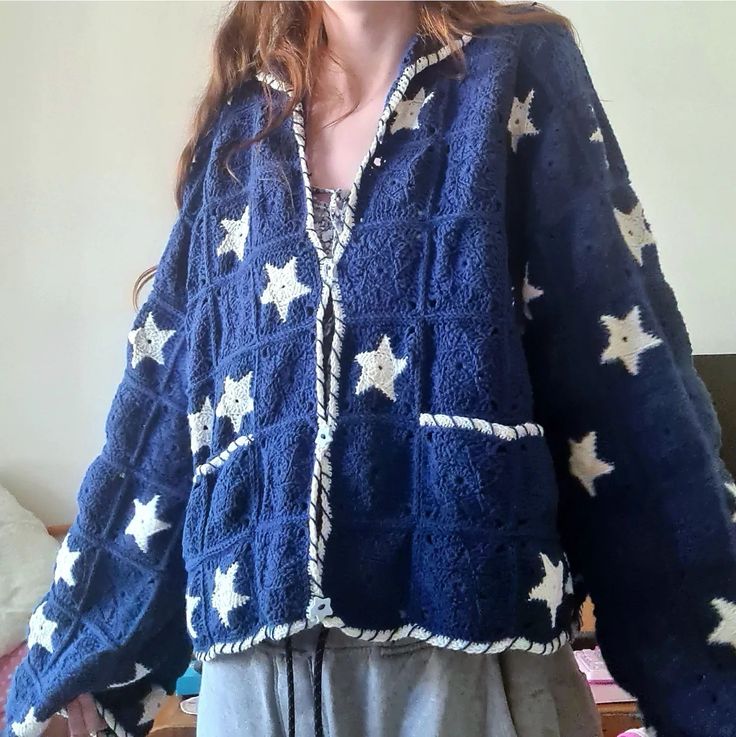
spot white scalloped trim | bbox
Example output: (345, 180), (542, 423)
(193, 434), (254, 481)
(419, 412), (544, 441)
(290, 105), (338, 612)
(193, 614), (570, 663)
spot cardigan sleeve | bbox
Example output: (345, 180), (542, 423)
(510, 23), (736, 737)
(3, 150), (210, 737)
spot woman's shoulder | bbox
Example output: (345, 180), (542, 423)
(178, 77), (261, 200)
(515, 19), (592, 106)
(469, 13), (588, 105)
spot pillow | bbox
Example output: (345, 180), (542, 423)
(0, 484), (59, 657)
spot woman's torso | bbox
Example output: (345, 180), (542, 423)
(183, 23), (575, 664)
(196, 184), (601, 737)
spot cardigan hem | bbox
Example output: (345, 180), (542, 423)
(191, 615), (572, 663)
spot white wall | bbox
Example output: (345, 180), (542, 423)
(550, 1), (736, 352)
(1, 1), (734, 523)
(0, 1), (228, 522)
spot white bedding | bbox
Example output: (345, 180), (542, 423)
(0, 483), (59, 657)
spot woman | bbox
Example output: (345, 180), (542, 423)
(5, 2), (736, 736)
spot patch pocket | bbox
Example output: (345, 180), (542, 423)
(183, 435), (257, 558)
(193, 434), (255, 480)
(183, 472), (217, 559)
(203, 437), (259, 552)
(417, 412), (546, 529)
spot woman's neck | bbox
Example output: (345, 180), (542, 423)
(319, 0), (419, 106)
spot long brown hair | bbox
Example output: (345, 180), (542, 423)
(133, 0), (573, 309)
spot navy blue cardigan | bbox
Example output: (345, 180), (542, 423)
(6, 18), (736, 737)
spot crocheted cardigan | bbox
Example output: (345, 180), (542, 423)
(6, 18), (736, 737)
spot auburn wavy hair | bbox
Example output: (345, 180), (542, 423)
(133, 0), (573, 308)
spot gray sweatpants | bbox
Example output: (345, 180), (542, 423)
(196, 625), (602, 737)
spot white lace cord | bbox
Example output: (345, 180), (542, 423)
(418, 413), (545, 441)
(193, 434), (254, 481)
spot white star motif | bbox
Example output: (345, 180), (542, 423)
(185, 593), (201, 639)
(528, 553), (565, 628)
(726, 482), (736, 522)
(708, 597), (736, 652)
(54, 535), (80, 588)
(390, 87), (435, 134)
(508, 89), (539, 153)
(216, 372), (254, 433)
(600, 305), (662, 376)
(109, 662), (151, 689)
(212, 562), (250, 627)
(569, 431), (615, 496)
(188, 397), (214, 454)
(138, 686), (167, 726)
(27, 602), (57, 654)
(124, 495), (171, 553)
(216, 205), (250, 261)
(128, 312), (176, 369)
(521, 263), (544, 320)
(260, 257), (311, 322)
(354, 334), (408, 402)
(564, 571), (574, 595)
(11, 707), (48, 737)
(614, 201), (656, 266)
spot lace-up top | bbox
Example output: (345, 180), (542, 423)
(313, 186), (350, 400)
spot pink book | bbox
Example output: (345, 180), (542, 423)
(574, 647), (637, 704)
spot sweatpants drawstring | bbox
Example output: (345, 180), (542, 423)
(285, 635), (295, 737)
(284, 626), (330, 737)
(313, 626), (330, 737)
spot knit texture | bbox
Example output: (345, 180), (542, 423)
(5, 16), (736, 737)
